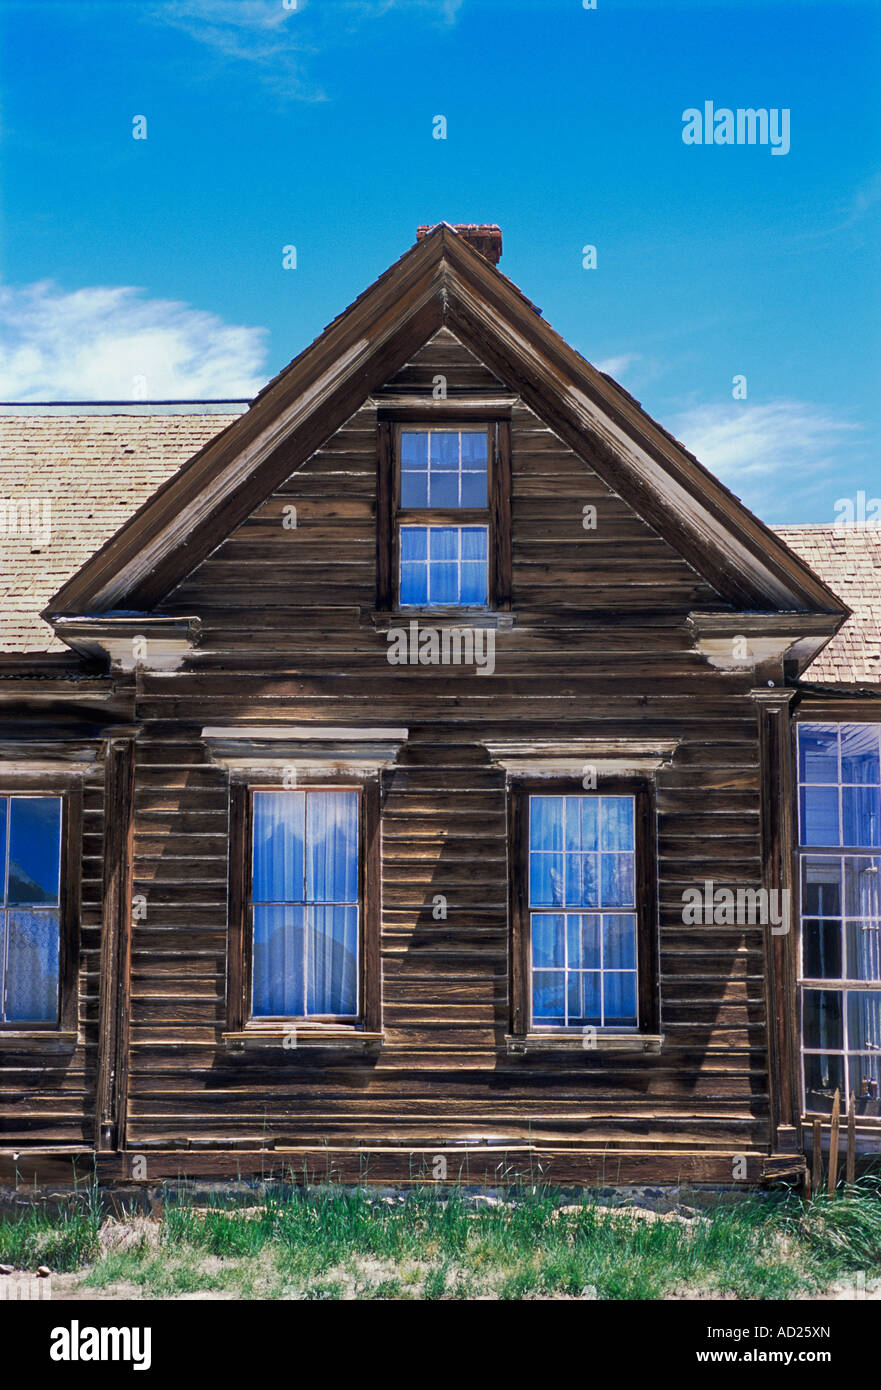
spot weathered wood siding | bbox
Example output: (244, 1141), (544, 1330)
(119, 331), (769, 1171)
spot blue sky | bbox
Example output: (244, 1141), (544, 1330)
(0, 0), (879, 522)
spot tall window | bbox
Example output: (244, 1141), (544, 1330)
(250, 789), (360, 1019)
(0, 795), (63, 1024)
(797, 723), (881, 1114)
(528, 794), (638, 1029)
(397, 427), (489, 608)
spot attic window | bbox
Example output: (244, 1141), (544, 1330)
(376, 417), (512, 613)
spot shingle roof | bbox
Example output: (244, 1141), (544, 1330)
(773, 525), (881, 686)
(0, 415), (877, 688)
(0, 413), (239, 652)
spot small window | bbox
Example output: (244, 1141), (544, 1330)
(529, 794), (638, 1028)
(797, 722), (881, 1115)
(376, 418), (512, 612)
(250, 789), (359, 1019)
(0, 795), (63, 1024)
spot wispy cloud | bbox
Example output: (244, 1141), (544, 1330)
(0, 281), (268, 400)
(849, 170), (881, 222)
(671, 398), (861, 516)
(594, 353), (641, 381)
(153, 0), (463, 99)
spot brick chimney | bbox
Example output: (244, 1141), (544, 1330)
(417, 223), (502, 265)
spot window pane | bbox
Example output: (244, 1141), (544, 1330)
(429, 562), (458, 605)
(803, 919), (842, 979)
(400, 563), (428, 606)
(252, 791), (304, 903)
(7, 797), (61, 906)
(533, 914), (565, 968)
(840, 725), (881, 785)
(400, 430), (428, 467)
(802, 857), (841, 916)
(4, 909), (59, 1023)
(429, 431), (459, 467)
(460, 431), (488, 466)
(803, 1052), (845, 1113)
(850, 1053), (881, 1104)
(601, 853), (634, 908)
(800, 785), (840, 846)
(563, 852), (598, 908)
(0, 799), (5, 903)
(429, 527), (457, 561)
(532, 972), (565, 1023)
(799, 725), (839, 783)
(252, 905), (305, 1016)
(306, 906), (358, 1015)
(400, 526), (428, 562)
(530, 850), (563, 907)
(601, 797), (634, 851)
(430, 471), (459, 508)
(846, 921), (881, 982)
(604, 972), (637, 1026)
(531, 797), (563, 851)
(460, 471), (487, 507)
(604, 914), (637, 970)
(842, 786), (881, 847)
(564, 796), (598, 852)
(569, 971), (601, 1026)
(567, 914), (600, 970)
(459, 563), (486, 605)
(401, 471), (428, 507)
(306, 791), (358, 903)
(803, 989), (843, 1050)
(844, 855), (881, 916)
(461, 526), (486, 561)
(846, 990), (881, 1051)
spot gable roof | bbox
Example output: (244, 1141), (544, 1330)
(0, 413), (241, 652)
(44, 224), (846, 624)
(772, 525), (881, 687)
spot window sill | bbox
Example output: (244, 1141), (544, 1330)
(505, 1033), (664, 1056)
(222, 1029), (384, 1054)
(370, 609), (514, 631)
(0, 1030), (80, 1051)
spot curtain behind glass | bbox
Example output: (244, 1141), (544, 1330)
(251, 790), (359, 1019)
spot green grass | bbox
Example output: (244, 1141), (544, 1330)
(3, 1179), (881, 1299)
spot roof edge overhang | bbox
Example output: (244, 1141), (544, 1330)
(43, 224), (848, 630)
(687, 610), (847, 677)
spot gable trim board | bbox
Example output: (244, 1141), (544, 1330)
(45, 225), (846, 642)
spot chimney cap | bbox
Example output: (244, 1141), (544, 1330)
(417, 223), (502, 265)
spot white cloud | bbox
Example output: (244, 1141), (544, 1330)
(671, 398), (860, 512)
(0, 281), (269, 401)
(594, 353), (641, 381)
(154, 0), (463, 98)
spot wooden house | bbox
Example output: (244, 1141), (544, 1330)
(1, 223), (879, 1189)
